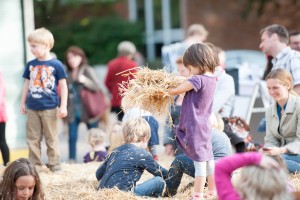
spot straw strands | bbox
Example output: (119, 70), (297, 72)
(0, 156), (299, 199)
(38, 162), (145, 200)
(40, 161), (299, 200)
(37, 156), (195, 200)
(119, 67), (185, 117)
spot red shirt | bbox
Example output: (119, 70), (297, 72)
(105, 56), (137, 107)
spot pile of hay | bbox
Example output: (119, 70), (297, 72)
(38, 155), (194, 200)
(119, 67), (185, 117)
(0, 155), (299, 199)
(39, 160), (300, 200)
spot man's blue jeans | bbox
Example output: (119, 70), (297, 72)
(68, 116), (98, 160)
(133, 176), (165, 197)
(165, 154), (195, 196)
(282, 154), (300, 173)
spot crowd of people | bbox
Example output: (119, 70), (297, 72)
(0, 22), (300, 200)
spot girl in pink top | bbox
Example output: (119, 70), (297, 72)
(0, 73), (10, 165)
(215, 152), (293, 200)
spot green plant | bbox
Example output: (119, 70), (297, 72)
(49, 17), (143, 65)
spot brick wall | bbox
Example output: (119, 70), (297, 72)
(183, 0), (300, 50)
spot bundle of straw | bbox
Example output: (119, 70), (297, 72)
(119, 67), (185, 117)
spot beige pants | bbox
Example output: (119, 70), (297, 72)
(26, 108), (60, 166)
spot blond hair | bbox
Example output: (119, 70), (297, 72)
(27, 27), (54, 49)
(123, 117), (150, 143)
(266, 68), (298, 96)
(88, 128), (105, 148)
(108, 121), (124, 152)
(236, 156), (292, 200)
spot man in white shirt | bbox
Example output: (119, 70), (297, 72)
(259, 24), (300, 94)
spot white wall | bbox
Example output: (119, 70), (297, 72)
(0, 0), (34, 148)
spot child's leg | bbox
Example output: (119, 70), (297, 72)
(26, 109), (43, 166)
(193, 161), (206, 199)
(206, 160), (216, 196)
(68, 117), (80, 161)
(0, 122), (9, 165)
(41, 108), (60, 169)
(149, 145), (158, 160)
(133, 176), (165, 197)
(144, 115), (159, 159)
(149, 145), (157, 155)
(165, 154), (195, 197)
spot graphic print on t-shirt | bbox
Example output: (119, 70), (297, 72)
(29, 65), (55, 98)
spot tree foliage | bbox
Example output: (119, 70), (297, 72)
(49, 17), (143, 65)
(33, 0), (143, 65)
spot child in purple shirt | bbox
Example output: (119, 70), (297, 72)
(83, 128), (107, 163)
(168, 43), (218, 200)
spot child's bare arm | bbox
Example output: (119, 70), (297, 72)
(20, 79), (30, 114)
(58, 79), (68, 118)
(168, 80), (193, 95)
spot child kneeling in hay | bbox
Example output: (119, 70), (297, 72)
(96, 117), (167, 197)
(83, 128), (107, 163)
(122, 98), (160, 161)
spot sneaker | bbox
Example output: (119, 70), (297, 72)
(163, 188), (177, 197)
(46, 164), (62, 172)
(35, 165), (50, 173)
(153, 155), (158, 161)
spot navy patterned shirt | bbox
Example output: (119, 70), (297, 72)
(96, 143), (167, 191)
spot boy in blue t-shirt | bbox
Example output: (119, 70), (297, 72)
(20, 27), (68, 172)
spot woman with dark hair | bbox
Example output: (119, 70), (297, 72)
(65, 46), (105, 163)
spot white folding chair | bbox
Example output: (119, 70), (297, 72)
(233, 83), (268, 124)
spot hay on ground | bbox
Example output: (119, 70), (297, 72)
(0, 155), (299, 200)
(119, 67), (185, 118)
